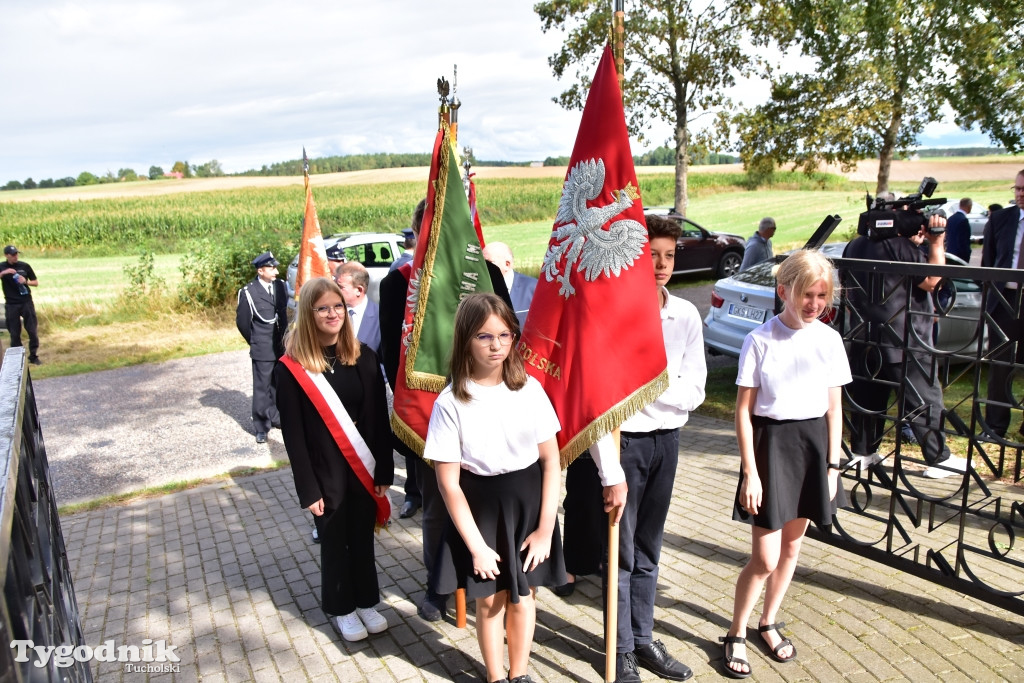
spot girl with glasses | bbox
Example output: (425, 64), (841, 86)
(424, 292), (565, 683)
(274, 277), (394, 642)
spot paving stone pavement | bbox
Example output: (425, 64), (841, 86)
(62, 414), (1024, 682)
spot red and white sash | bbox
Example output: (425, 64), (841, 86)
(280, 355), (390, 526)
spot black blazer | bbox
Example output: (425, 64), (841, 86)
(274, 344), (395, 510)
(236, 278), (288, 360)
(378, 260), (513, 387)
(981, 206), (1024, 311)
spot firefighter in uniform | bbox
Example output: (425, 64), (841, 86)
(236, 251), (288, 443)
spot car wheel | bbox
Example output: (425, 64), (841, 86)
(716, 251), (742, 278)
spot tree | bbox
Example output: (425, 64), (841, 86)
(148, 165), (164, 180)
(77, 171), (98, 186)
(536, 1), (772, 215)
(734, 0), (1023, 195)
(38, 178), (55, 189)
(22, 178), (36, 190)
(118, 168), (138, 182)
(192, 159), (224, 178)
(2, 180), (23, 191)
(170, 161), (192, 178)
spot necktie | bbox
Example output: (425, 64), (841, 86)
(1015, 219), (1024, 272)
(349, 308), (356, 320)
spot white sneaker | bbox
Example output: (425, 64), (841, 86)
(922, 456), (969, 479)
(333, 612), (367, 641)
(356, 606), (388, 634)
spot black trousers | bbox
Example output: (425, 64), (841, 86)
(561, 452), (604, 577)
(315, 476), (380, 616)
(250, 359), (279, 432)
(5, 301), (38, 359)
(847, 341), (950, 465)
(985, 289), (1024, 438)
(404, 448), (422, 505)
(417, 458), (449, 603)
(605, 429), (679, 654)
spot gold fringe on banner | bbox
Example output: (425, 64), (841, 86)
(558, 369), (670, 469)
(403, 122), (454, 392)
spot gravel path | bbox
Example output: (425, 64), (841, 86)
(37, 349), (283, 506)
(36, 284), (734, 507)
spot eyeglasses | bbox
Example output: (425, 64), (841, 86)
(313, 303), (347, 318)
(473, 332), (515, 346)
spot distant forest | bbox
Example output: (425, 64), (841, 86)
(0, 146), (1012, 191)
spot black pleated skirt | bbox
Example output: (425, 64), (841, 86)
(433, 461), (566, 603)
(732, 414), (846, 530)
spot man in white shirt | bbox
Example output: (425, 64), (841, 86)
(981, 169), (1024, 440)
(483, 241), (538, 327)
(585, 214), (707, 683)
(335, 262), (381, 353)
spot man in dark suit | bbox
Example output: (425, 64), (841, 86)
(335, 262), (380, 352)
(945, 198), (973, 263)
(483, 241), (537, 327)
(236, 251), (288, 443)
(389, 229), (415, 272)
(980, 170), (1024, 438)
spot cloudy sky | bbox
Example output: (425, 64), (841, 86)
(0, 1), (989, 183)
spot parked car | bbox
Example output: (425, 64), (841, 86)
(646, 209), (746, 278)
(703, 242), (983, 357)
(938, 200), (989, 243)
(286, 232), (404, 313)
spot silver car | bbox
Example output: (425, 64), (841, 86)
(286, 232), (404, 313)
(702, 242), (983, 357)
(938, 200), (989, 243)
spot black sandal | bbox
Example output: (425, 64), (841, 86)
(758, 622), (797, 663)
(719, 635), (752, 679)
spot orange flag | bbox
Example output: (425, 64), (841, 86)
(294, 173), (332, 300)
(519, 44), (668, 467)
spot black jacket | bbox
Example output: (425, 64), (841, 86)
(274, 344), (394, 510)
(982, 205), (1024, 311)
(236, 278), (288, 361)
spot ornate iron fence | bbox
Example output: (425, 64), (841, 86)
(807, 255), (1024, 616)
(0, 347), (92, 682)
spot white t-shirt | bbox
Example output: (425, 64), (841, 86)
(423, 375), (561, 476)
(736, 316), (851, 420)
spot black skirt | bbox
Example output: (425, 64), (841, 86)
(732, 414), (846, 530)
(433, 461), (566, 603)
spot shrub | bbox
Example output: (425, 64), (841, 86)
(177, 233), (293, 309)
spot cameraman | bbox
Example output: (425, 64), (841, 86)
(842, 210), (967, 479)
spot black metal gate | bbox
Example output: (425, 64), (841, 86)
(0, 347), (92, 682)
(807, 255), (1024, 616)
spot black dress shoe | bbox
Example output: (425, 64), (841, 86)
(633, 640), (692, 681)
(417, 597), (443, 622)
(615, 652), (641, 683)
(255, 432), (267, 444)
(399, 500), (420, 518)
(552, 580), (575, 597)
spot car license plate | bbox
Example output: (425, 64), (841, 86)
(728, 304), (765, 323)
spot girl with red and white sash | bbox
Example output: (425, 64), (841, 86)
(275, 277), (394, 642)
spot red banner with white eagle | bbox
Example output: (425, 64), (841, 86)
(518, 44), (668, 467)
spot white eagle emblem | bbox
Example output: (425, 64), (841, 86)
(541, 158), (646, 298)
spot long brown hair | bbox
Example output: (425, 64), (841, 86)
(284, 277), (361, 372)
(449, 293), (526, 402)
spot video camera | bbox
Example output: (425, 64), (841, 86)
(857, 176), (947, 240)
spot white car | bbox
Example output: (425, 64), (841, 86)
(938, 200), (989, 243)
(703, 242), (983, 358)
(286, 232), (404, 313)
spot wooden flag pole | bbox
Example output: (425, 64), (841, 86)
(607, 8), (626, 679)
(605, 427), (622, 682)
